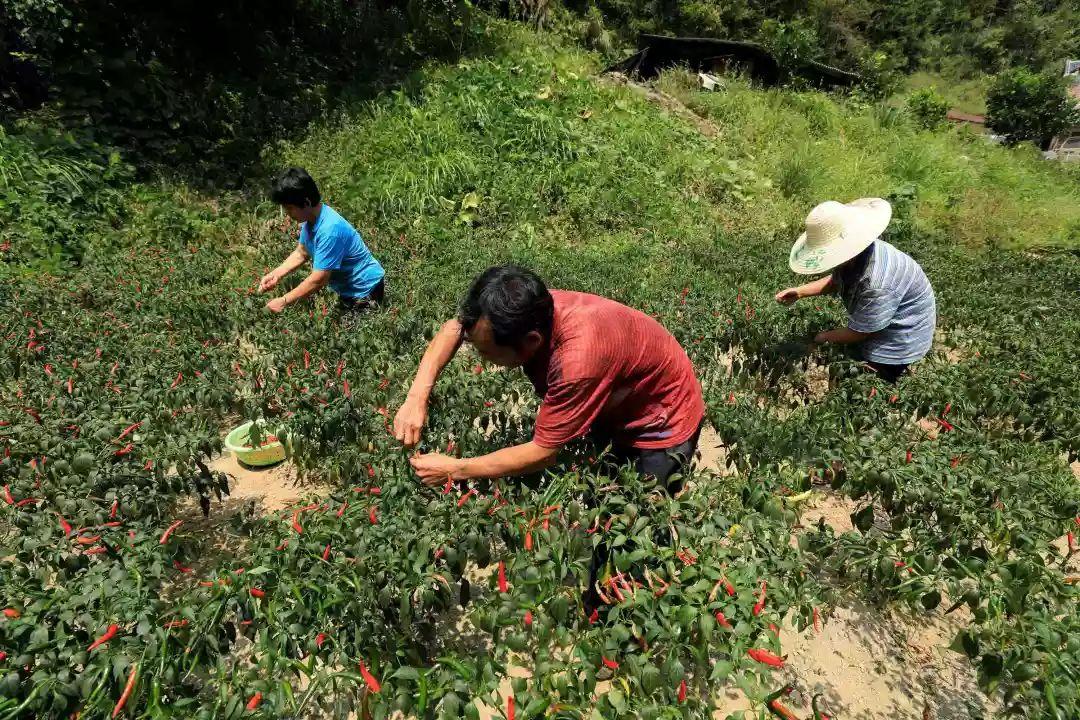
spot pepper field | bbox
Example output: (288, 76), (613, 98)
(2, 21), (1080, 720)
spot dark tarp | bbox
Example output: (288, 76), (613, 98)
(606, 34), (862, 89)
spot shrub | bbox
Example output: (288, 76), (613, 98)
(907, 87), (949, 130)
(986, 67), (1079, 147)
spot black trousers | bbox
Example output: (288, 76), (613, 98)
(338, 279), (386, 313)
(864, 359), (909, 384)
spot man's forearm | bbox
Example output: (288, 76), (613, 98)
(814, 327), (869, 345)
(797, 275), (835, 298)
(276, 249), (308, 277)
(282, 273), (328, 305)
(458, 442), (558, 480)
(406, 320), (465, 404)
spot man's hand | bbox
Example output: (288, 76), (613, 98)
(259, 270), (283, 293)
(775, 288), (800, 305)
(393, 398), (428, 448)
(410, 453), (465, 487)
(265, 297), (288, 313)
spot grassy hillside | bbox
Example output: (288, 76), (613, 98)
(2, 20), (1080, 719)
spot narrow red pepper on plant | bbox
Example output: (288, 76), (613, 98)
(111, 663), (137, 718)
(601, 656), (619, 670)
(57, 514), (73, 536)
(678, 679), (687, 703)
(66, 378), (74, 395)
(747, 648), (785, 667)
(507, 696), (515, 720)
(316, 632), (327, 648)
(369, 505), (378, 524)
(768, 699), (801, 720)
(524, 610), (533, 628)
(88, 624), (119, 652)
(525, 531), (533, 551)
(906, 449), (912, 464)
(498, 561), (508, 593)
(336, 501), (348, 518)
(715, 611), (732, 629)
(753, 581), (767, 616)
(2, 608), (20, 619)
(249, 588), (266, 598)
(291, 511), (303, 534)
(588, 608), (599, 624)
(173, 561), (193, 573)
(169, 371), (183, 389)
(159, 520), (183, 544)
(358, 660), (381, 693)
(3, 485), (14, 505)
(322, 544), (331, 562)
(457, 489), (475, 508)
(246, 692), (262, 711)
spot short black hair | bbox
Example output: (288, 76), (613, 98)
(271, 167), (320, 207)
(459, 265), (555, 347)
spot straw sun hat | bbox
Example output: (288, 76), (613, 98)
(788, 198), (892, 275)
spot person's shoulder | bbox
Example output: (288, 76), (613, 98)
(318, 206), (358, 239)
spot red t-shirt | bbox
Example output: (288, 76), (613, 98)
(524, 290), (705, 450)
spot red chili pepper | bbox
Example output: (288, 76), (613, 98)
(173, 561), (193, 574)
(2, 608), (20, 619)
(246, 692), (262, 711)
(457, 489), (475, 508)
(291, 511), (304, 534)
(753, 581), (767, 616)
(322, 544), (331, 562)
(588, 608), (599, 624)
(57, 514), (73, 536)
(169, 372), (183, 389)
(117, 422), (141, 441)
(84, 546), (108, 555)
(88, 624), (119, 652)
(143, 459), (153, 471)
(678, 679), (687, 703)
(601, 656), (619, 670)
(498, 561), (508, 593)
(343, 379), (351, 398)
(65, 378), (74, 395)
(722, 576), (735, 597)
(249, 588), (266, 598)
(524, 531), (533, 551)
(889, 394), (899, 403)
(524, 610), (533, 628)
(747, 648), (784, 667)
(163, 620), (188, 629)
(336, 501), (348, 518)
(369, 506), (378, 524)
(936, 418), (954, 432)
(111, 663), (138, 718)
(358, 660), (381, 693)
(868, 387), (877, 398)
(110, 500), (119, 519)
(1068, 532), (1075, 553)
(77, 535), (101, 545)
(769, 699), (801, 720)
(3, 486), (14, 505)
(769, 623), (780, 635)
(507, 696), (515, 720)
(813, 606), (821, 634)
(603, 517), (614, 533)
(198, 581), (215, 587)
(14, 497), (38, 507)
(275, 540), (289, 551)
(43, 363), (53, 376)
(715, 611), (732, 629)
(159, 520), (183, 544)
(315, 632), (328, 648)
(113, 444), (134, 457)
(943, 402), (952, 415)
(906, 449), (913, 464)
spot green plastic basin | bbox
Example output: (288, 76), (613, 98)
(224, 420), (286, 467)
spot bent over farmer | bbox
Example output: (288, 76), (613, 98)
(260, 167), (385, 314)
(775, 198), (936, 382)
(394, 264), (706, 490)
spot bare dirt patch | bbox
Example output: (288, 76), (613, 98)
(697, 425), (730, 475)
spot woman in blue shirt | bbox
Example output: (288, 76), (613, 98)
(775, 198), (936, 383)
(260, 167), (385, 314)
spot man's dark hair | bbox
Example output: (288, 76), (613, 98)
(459, 265), (555, 347)
(271, 167), (320, 207)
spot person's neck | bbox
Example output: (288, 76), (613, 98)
(304, 203), (322, 225)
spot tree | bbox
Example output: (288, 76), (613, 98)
(986, 67), (1079, 147)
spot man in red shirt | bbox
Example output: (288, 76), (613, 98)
(395, 265), (705, 490)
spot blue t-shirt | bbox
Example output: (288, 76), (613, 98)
(299, 205), (384, 299)
(833, 240), (936, 364)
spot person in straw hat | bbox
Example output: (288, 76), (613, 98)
(775, 198), (936, 383)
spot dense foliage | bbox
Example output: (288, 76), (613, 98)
(3, 18), (1080, 720)
(573, 0), (1080, 78)
(906, 87), (949, 130)
(986, 67), (1080, 146)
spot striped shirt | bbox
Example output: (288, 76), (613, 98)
(524, 291), (705, 450)
(832, 240), (936, 364)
